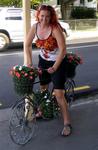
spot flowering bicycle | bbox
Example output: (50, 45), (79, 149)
(9, 53), (82, 145)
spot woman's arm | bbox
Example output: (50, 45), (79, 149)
(24, 24), (36, 65)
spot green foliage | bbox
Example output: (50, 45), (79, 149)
(0, 0), (49, 8)
(71, 6), (96, 19)
(0, 0), (22, 7)
(40, 90), (54, 119)
(31, 0), (50, 9)
(33, 90), (54, 119)
(88, 0), (93, 2)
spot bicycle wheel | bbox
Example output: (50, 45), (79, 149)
(65, 79), (75, 106)
(9, 96), (37, 145)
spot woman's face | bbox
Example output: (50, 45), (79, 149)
(38, 10), (51, 25)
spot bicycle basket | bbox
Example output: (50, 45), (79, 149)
(65, 52), (82, 78)
(66, 62), (76, 78)
(39, 90), (54, 119)
(13, 78), (35, 95)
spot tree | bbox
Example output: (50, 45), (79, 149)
(97, 0), (98, 11)
(0, 0), (22, 7)
(0, 0), (48, 8)
(0, 0), (74, 19)
(60, 0), (76, 20)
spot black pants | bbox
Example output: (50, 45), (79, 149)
(38, 55), (67, 89)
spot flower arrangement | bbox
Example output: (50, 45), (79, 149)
(66, 52), (82, 66)
(36, 36), (58, 51)
(10, 65), (38, 95)
(65, 52), (82, 78)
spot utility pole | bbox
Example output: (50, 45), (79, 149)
(22, 0), (31, 44)
(22, 0), (32, 65)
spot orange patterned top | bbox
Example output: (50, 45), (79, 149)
(35, 24), (58, 51)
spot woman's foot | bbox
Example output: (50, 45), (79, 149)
(61, 124), (72, 136)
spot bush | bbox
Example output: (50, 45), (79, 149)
(71, 6), (96, 19)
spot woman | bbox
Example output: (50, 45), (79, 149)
(24, 5), (72, 136)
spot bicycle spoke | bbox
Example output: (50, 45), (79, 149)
(9, 97), (37, 145)
(65, 79), (75, 106)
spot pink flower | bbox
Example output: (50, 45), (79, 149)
(15, 72), (21, 78)
(24, 73), (28, 77)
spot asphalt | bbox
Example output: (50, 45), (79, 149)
(0, 29), (98, 149)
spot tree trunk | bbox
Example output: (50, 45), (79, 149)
(60, 0), (75, 20)
(61, 3), (72, 20)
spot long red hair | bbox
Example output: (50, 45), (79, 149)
(36, 5), (63, 30)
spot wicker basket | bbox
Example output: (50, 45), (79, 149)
(13, 78), (34, 95)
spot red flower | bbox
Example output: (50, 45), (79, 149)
(15, 72), (21, 78)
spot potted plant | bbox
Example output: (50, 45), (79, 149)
(65, 52), (82, 78)
(10, 65), (38, 95)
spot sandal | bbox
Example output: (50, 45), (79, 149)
(61, 124), (72, 136)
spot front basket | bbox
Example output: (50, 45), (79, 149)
(13, 78), (34, 95)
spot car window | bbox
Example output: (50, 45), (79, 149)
(7, 8), (22, 13)
(5, 16), (22, 20)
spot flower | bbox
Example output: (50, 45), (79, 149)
(66, 52), (82, 66)
(65, 52), (82, 78)
(10, 65), (38, 95)
(10, 65), (38, 80)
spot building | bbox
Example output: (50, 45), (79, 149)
(74, 0), (97, 10)
(44, 0), (97, 10)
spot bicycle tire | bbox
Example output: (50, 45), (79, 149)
(9, 96), (37, 145)
(65, 79), (75, 106)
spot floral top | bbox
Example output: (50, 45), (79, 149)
(36, 34), (58, 51)
(35, 23), (59, 61)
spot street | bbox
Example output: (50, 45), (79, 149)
(0, 42), (98, 108)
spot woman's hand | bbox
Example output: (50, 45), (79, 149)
(47, 67), (55, 74)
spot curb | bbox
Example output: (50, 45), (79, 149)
(67, 37), (98, 44)
(75, 88), (98, 99)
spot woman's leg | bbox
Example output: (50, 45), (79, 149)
(54, 89), (71, 136)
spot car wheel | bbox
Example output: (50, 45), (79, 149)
(0, 32), (10, 51)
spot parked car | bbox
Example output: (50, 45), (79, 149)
(0, 7), (71, 51)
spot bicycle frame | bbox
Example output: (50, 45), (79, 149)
(9, 70), (75, 145)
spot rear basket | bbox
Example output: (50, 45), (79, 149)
(66, 63), (77, 78)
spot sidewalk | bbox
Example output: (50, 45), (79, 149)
(0, 94), (98, 149)
(66, 29), (98, 44)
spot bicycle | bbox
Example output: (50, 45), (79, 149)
(9, 68), (75, 145)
